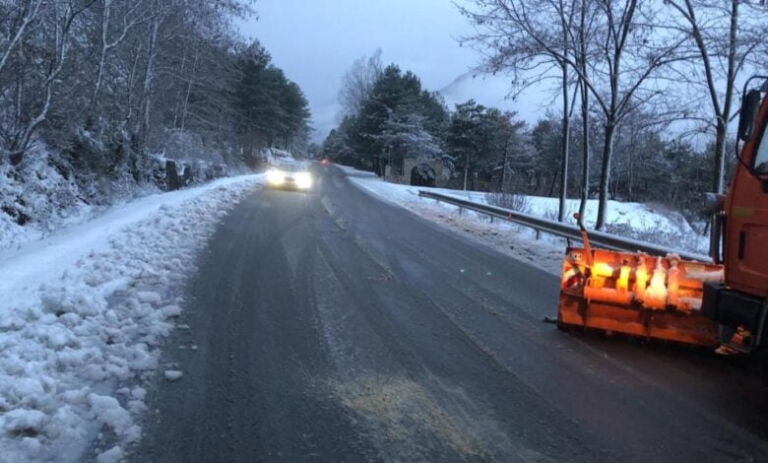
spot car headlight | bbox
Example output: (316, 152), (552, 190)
(266, 169), (285, 185)
(295, 172), (312, 189)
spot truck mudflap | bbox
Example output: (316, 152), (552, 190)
(558, 247), (724, 347)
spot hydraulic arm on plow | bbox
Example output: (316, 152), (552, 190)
(557, 77), (768, 372)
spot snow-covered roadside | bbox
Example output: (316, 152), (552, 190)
(338, 166), (694, 235)
(0, 145), (240, 255)
(0, 174), (262, 462)
(338, 166), (566, 274)
(338, 164), (708, 273)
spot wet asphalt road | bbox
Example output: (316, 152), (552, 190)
(131, 165), (768, 462)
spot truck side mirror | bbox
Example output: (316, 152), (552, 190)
(738, 89), (761, 141)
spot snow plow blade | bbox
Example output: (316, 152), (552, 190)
(558, 247), (723, 347)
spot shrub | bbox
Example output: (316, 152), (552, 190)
(485, 192), (531, 214)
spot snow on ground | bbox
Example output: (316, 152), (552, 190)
(0, 149), (117, 254)
(0, 174), (262, 462)
(344, 172), (692, 235)
(430, 183), (707, 252)
(338, 164), (705, 274)
(0, 144), (238, 255)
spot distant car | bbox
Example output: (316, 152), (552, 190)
(265, 162), (313, 191)
(320, 157), (330, 166)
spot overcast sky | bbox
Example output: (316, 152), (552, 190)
(237, 0), (546, 142)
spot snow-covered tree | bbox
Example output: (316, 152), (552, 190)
(378, 112), (446, 169)
(0, 0), (314, 233)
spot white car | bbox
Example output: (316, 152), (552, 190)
(265, 162), (313, 191)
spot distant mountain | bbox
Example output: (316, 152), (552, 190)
(438, 72), (547, 122)
(438, 72), (513, 109)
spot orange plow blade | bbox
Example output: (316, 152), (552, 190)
(558, 247), (724, 347)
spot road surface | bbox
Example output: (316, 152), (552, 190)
(130, 165), (768, 462)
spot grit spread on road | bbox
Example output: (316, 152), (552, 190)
(129, 165), (768, 463)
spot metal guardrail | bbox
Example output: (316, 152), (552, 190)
(418, 191), (712, 263)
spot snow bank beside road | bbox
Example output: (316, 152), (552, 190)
(0, 145), (236, 255)
(339, 165), (692, 235)
(0, 175), (261, 462)
(339, 164), (703, 273)
(339, 166), (565, 273)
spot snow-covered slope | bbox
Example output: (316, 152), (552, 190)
(1, 145), (237, 255)
(0, 175), (261, 462)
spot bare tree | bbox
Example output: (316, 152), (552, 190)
(0, 0), (259, 165)
(136, 15), (161, 149)
(574, 0), (600, 220)
(8, 0), (96, 163)
(460, 0), (578, 222)
(665, 0), (765, 194)
(0, 0), (44, 79)
(338, 49), (383, 117)
(90, 0), (150, 109)
(553, 0), (577, 222)
(462, 0), (688, 229)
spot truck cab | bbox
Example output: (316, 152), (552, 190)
(703, 83), (768, 367)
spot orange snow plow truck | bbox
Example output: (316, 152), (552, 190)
(558, 76), (768, 373)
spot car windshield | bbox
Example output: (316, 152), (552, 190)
(274, 162), (308, 172)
